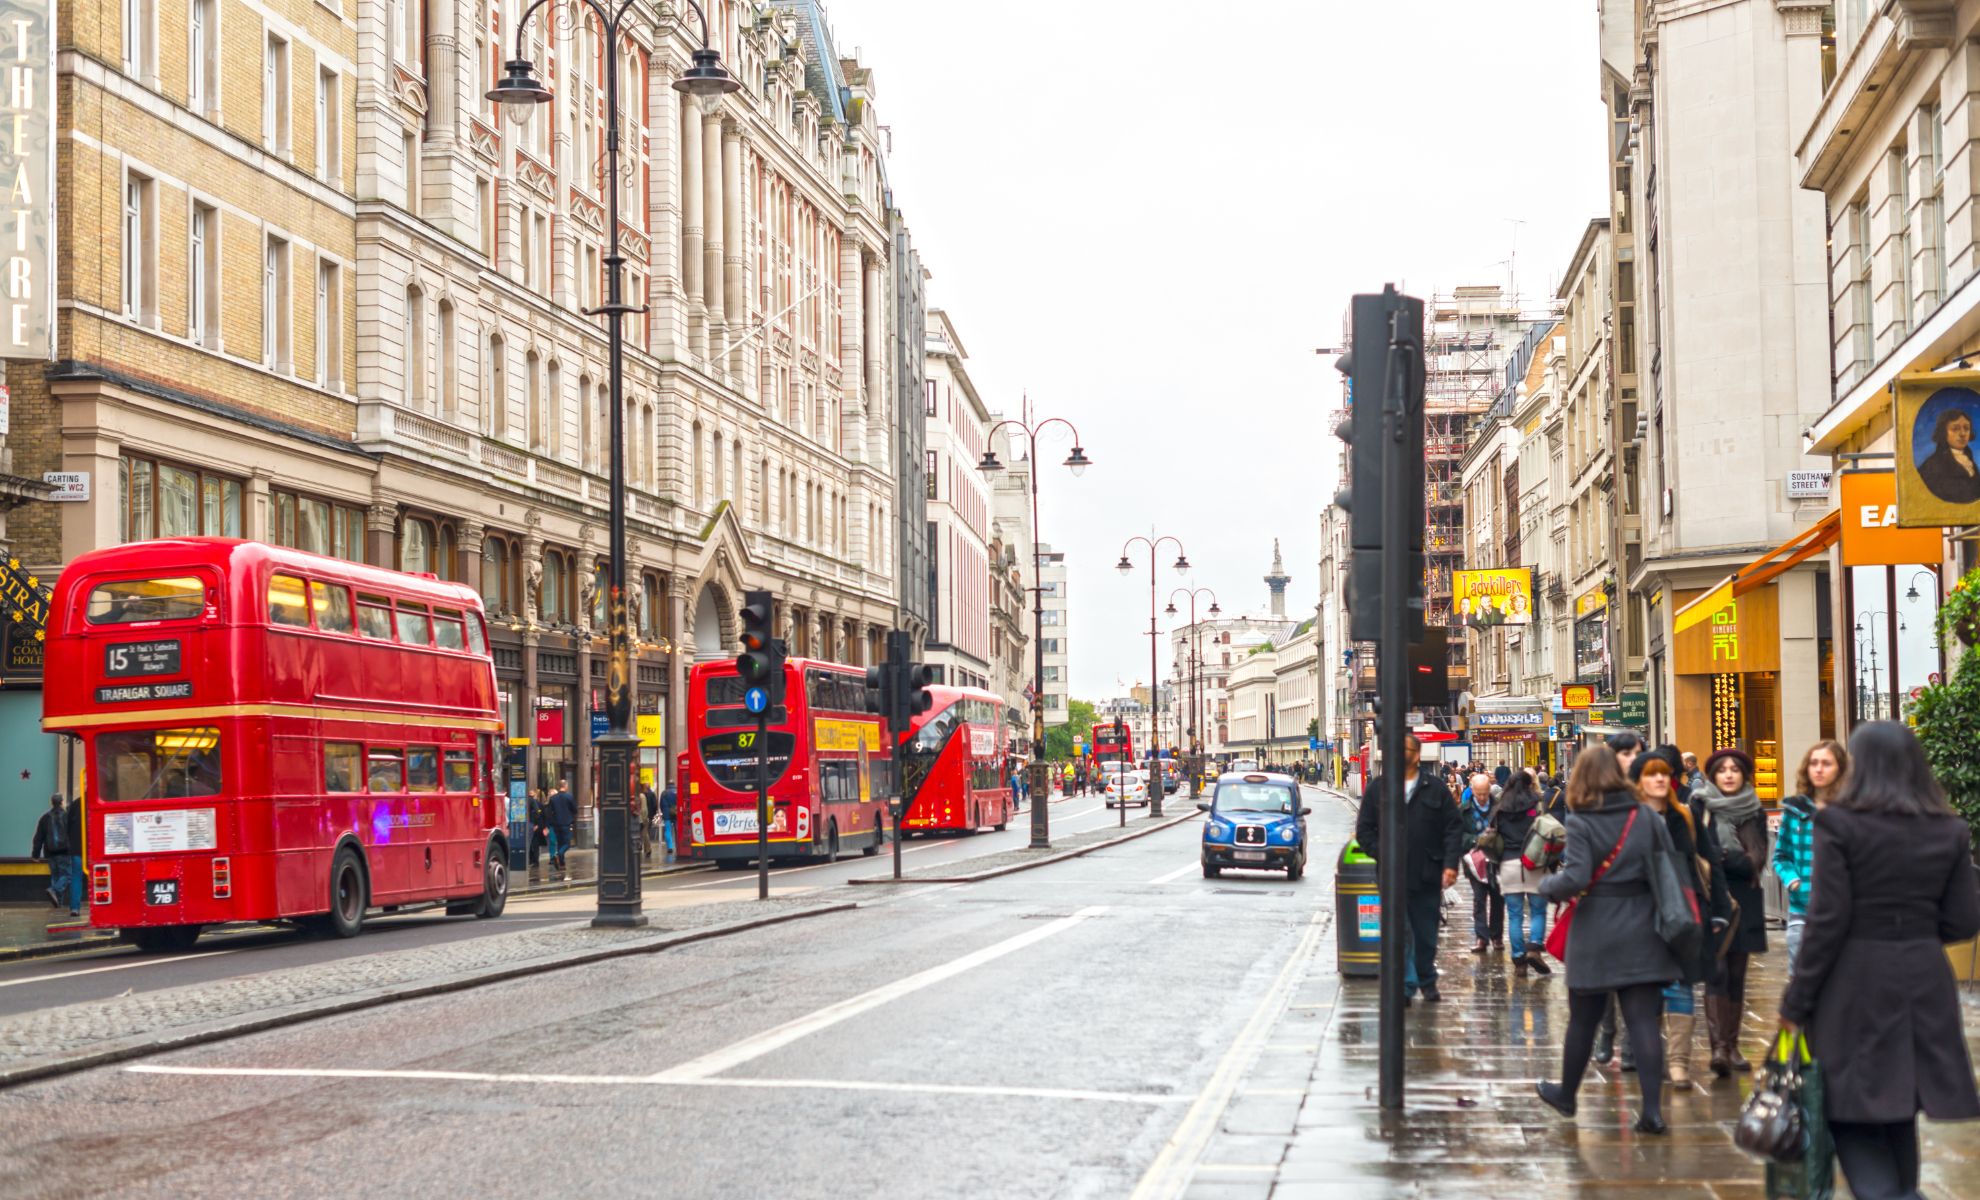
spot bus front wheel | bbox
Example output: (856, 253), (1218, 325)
(324, 846), (368, 938)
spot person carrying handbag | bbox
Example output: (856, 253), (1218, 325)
(1779, 722), (1980, 1200)
(1462, 772), (1505, 954)
(1634, 748), (1732, 1087)
(1534, 746), (1682, 1136)
(1695, 747), (1771, 1077)
(1487, 772), (1553, 978)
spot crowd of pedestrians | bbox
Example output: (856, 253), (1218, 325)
(1352, 720), (1980, 1200)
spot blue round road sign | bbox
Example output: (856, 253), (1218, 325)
(744, 686), (769, 715)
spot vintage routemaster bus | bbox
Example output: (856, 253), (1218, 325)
(684, 656), (895, 865)
(900, 685), (1011, 834)
(42, 538), (509, 951)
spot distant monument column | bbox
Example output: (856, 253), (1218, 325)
(1264, 539), (1291, 619)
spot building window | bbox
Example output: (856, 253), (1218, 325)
(926, 449), (937, 499)
(400, 515), (435, 573)
(271, 488), (365, 561)
(405, 284), (426, 410)
(437, 300), (457, 419)
(403, 129), (419, 213)
(316, 258), (341, 389)
(122, 173), (154, 324)
(119, 454), (241, 542)
(317, 69), (341, 182)
(263, 234), (291, 371)
(485, 332), (506, 437)
(540, 548), (574, 624)
(264, 33), (290, 156)
(589, 559), (607, 628)
(924, 379), (937, 416)
(123, 0), (154, 80)
(481, 534), (519, 615)
(1923, 104), (1948, 310)
(545, 359), (562, 458)
(1889, 145), (1913, 341)
(187, 0), (216, 114)
(476, 179), (494, 260)
(525, 350), (541, 450)
(1851, 198), (1874, 375)
(189, 202), (218, 347)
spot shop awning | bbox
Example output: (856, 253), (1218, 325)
(1672, 511), (1842, 635)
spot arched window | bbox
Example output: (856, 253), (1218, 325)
(758, 458), (770, 525)
(400, 515), (433, 574)
(525, 350), (541, 451)
(638, 572), (662, 639)
(691, 420), (704, 506)
(481, 534), (514, 614)
(545, 359), (562, 458)
(435, 521), (456, 581)
(590, 558), (608, 628)
(541, 548), (570, 624)
(485, 332), (506, 438)
(438, 300), (456, 420)
(712, 431), (724, 501)
(405, 284), (425, 410)
(578, 374), (593, 470)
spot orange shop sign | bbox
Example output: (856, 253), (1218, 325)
(1560, 684), (1596, 709)
(1840, 472), (1943, 567)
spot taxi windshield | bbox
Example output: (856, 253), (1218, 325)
(1215, 781), (1296, 815)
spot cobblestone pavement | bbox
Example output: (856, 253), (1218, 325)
(0, 893), (850, 1086)
(1170, 785), (1980, 1199)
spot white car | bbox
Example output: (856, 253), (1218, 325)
(1229, 759), (1260, 774)
(1104, 767), (1150, 809)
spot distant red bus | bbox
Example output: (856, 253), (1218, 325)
(42, 539), (508, 951)
(685, 657), (895, 865)
(900, 686), (1011, 834)
(1092, 722), (1134, 766)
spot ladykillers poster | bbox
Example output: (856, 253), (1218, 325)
(1896, 370), (1980, 527)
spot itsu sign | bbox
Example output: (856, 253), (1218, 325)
(0, 0), (51, 358)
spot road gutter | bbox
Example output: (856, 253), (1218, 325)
(846, 807), (1200, 885)
(0, 902), (855, 1092)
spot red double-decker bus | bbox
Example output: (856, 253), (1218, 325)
(42, 539), (508, 951)
(900, 686), (1011, 834)
(1092, 721), (1134, 766)
(685, 657), (894, 865)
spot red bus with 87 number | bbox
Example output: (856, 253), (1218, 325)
(42, 538), (509, 951)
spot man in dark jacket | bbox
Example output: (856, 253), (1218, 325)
(1356, 734), (1466, 1002)
(548, 779), (578, 873)
(659, 781), (679, 861)
(30, 793), (74, 912)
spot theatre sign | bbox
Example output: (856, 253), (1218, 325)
(0, 0), (52, 359)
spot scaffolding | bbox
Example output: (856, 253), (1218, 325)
(1423, 285), (1533, 697)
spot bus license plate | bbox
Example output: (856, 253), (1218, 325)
(145, 879), (180, 905)
(1234, 851), (1267, 862)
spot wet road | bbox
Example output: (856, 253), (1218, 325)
(0, 798), (1326, 1199)
(0, 791), (1145, 1018)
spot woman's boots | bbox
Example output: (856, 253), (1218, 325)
(1705, 995), (1751, 1077)
(1664, 1012), (1696, 1087)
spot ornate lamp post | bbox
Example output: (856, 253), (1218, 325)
(980, 419), (1090, 849)
(1117, 537), (1187, 817)
(1166, 587), (1219, 797)
(491, 0), (738, 928)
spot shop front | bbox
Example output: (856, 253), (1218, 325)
(1673, 583), (1785, 802)
(1458, 698), (1550, 774)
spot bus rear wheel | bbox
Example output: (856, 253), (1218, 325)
(815, 822), (839, 863)
(324, 846), (367, 938)
(123, 925), (202, 953)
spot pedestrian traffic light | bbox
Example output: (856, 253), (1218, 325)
(1334, 289), (1426, 643)
(736, 590), (784, 703)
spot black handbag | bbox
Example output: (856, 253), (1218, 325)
(1736, 1031), (1812, 1164)
(1648, 837), (1703, 962)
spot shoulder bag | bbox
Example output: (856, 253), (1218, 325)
(1648, 826), (1704, 961)
(1544, 807), (1638, 962)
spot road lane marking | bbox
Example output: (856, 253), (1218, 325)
(651, 906), (1110, 1083)
(676, 837), (968, 889)
(1129, 910), (1328, 1200)
(0, 948), (241, 989)
(123, 1065), (1183, 1106)
(1146, 862), (1201, 885)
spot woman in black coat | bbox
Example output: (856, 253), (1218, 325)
(1781, 722), (1980, 1200)
(1634, 749), (1732, 1086)
(1693, 746), (1769, 1076)
(1534, 747), (1682, 1135)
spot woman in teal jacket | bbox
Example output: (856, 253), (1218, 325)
(1773, 739), (1846, 976)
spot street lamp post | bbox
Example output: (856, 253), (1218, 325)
(980, 419), (1091, 849)
(491, 0), (738, 928)
(1165, 587), (1219, 797)
(1119, 537), (1188, 818)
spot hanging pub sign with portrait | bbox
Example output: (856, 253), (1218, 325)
(1896, 369), (1980, 526)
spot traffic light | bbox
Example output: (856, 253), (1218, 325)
(864, 662), (895, 720)
(736, 590), (785, 704)
(1333, 288), (1426, 644)
(902, 663), (935, 722)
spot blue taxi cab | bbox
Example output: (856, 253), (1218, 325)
(1197, 772), (1310, 880)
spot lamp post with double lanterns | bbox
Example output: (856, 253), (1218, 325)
(1117, 537), (1188, 818)
(489, 0), (738, 928)
(979, 418), (1090, 849)
(1165, 586), (1219, 797)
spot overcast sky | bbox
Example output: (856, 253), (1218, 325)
(823, 0), (1609, 700)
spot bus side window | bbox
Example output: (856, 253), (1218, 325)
(324, 742), (362, 792)
(367, 748), (405, 792)
(407, 745), (440, 791)
(268, 574), (310, 627)
(432, 608), (466, 651)
(310, 582), (354, 634)
(356, 594), (393, 639)
(443, 749), (474, 792)
(396, 603), (433, 646)
(464, 613), (487, 654)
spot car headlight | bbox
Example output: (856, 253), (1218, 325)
(1281, 825), (1300, 843)
(1205, 821), (1231, 840)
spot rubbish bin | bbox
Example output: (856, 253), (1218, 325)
(1336, 840), (1381, 977)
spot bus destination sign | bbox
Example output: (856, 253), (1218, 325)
(105, 638), (181, 677)
(95, 680), (193, 704)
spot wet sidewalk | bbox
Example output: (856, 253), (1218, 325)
(1181, 793), (1980, 1199)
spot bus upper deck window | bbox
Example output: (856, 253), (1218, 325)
(310, 582), (354, 634)
(268, 574), (309, 627)
(432, 608), (466, 651)
(87, 577), (205, 625)
(464, 613), (487, 654)
(356, 594), (392, 639)
(396, 603), (432, 646)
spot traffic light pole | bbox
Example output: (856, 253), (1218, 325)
(755, 707), (770, 901)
